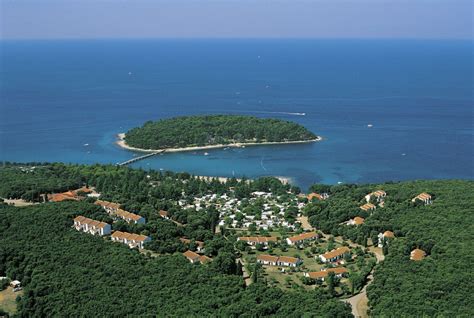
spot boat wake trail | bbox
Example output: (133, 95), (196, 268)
(260, 157), (268, 171)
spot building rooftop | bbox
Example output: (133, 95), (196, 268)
(410, 248), (426, 261)
(321, 247), (350, 260)
(287, 231), (318, 243)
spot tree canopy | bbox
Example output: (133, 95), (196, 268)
(0, 202), (351, 317)
(124, 115), (317, 149)
(304, 180), (474, 317)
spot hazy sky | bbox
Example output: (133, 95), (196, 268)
(1, 0), (472, 39)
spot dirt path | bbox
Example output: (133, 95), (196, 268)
(318, 231), (385, 317)
(2, 199), (37, 207)
(342, 273), (373, 318)
(297, 216), (313, 230)
(237, 258), (252, 286)
(341, 245), (384, 317)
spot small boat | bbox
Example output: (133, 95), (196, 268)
(204, 152), (209, 156)
(402, 153), (406, 156)
(337, 181), (343, 184)
(367, 124), (373, 128)
(83, 143), (89, 146)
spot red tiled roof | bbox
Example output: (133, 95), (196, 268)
(360, 203), (376, 211)
(277, 256), (299, 264)
(183, 250), (200, 261)
(410, 248), (426, 261)
(321, 247), (350, 260)
(307, 193), (323, 200)
(353, 217), (365, 225)
(307, 267), (348, 279)
(257, 254), (279, 263)
(74, 215), (108, 229)
(287, 232), (318, 243)
(199, 255), (212, 264)
(238, 236), (278, 243)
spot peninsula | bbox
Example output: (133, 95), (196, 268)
(117, 115), (320, 153)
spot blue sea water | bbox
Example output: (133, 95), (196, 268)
(0, 39), (473, 190)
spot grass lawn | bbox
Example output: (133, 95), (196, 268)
(0, 287), (22, 314)
(241, 238), (375, 292)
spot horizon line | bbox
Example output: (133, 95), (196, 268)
(1, 36), (473, 42)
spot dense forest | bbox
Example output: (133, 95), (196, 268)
(124, 115), (318, 149)
(0, 203), (350, 317)
(1, 163), (473, 316)
(0, 163), (300, 255)
(304, 180), (474, 317)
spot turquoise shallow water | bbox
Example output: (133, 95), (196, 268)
(1, 39), (473, 189)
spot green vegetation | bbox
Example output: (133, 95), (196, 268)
(304, 180), (474, 317)
(0, 202), (351, 317)
(1, 163), (473, 316)
(0, 163), (299, 256)
(124, 115), (317, 149)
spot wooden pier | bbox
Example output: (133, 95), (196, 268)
(117, 150), (165, 166)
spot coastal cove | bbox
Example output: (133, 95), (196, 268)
(1, 39), (473, 189)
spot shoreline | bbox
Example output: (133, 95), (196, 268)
(115, 133), (322, 154)
(194, 175), (292, 185)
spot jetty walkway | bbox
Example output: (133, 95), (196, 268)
(117, 150), (164, 166)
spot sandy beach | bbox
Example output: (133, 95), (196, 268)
(116, 133), (321, 154)
(194, 175), (292, 185)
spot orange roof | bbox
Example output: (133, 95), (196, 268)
(74, 186), (93, 194)
(111, 231), (148, 242)
(410, 248), (426, 261)
(414, 192), (432, 201)
(180, 238), (204, 247)
(277, 256), (299, 264)
(199, 255), (212, 264)
(383, 231), (395, 238)
(183, 250), (200, 261)
(159, 210), (168, 217)
(360, 203), (376, 211)
(287, 232), (318, 243)
(307, 267), (348, 279)
(49, 193), (78, 202)
(257, 254), (279, 263)
(370, 190), (386, 197)
(307, 193), (323, 201)
(327, 267), (348, 275)
(74, 215), (108, 229)
(95, 200), (121, 210)
(321, 247), (350, 260)
(239, 236), (278, 243)
(74, 215), (86, 223)
(115, 209), (144, 222)
(353, 217), (365, 225)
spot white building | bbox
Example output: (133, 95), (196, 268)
(319, 247), (351, 263)
(73, 215), (111, 236)
(111, 231), (151, 249)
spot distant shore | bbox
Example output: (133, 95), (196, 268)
(194, 175), (292, 185)
(116, 133), (321, 154)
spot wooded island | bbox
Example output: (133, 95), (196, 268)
(123, 115), (319, 151)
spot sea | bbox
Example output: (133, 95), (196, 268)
(1, 39), (473, 190)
